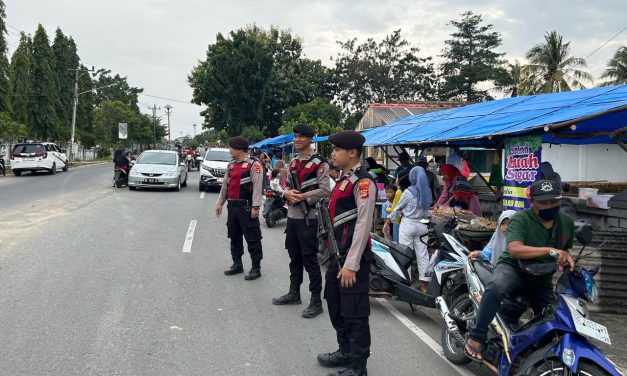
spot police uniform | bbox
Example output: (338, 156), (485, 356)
(216, 137), (264, 280)
(272, 123), (331, 318)
(318, 131), (376, 376)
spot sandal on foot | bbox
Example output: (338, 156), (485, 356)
(464, 334), (484, 362)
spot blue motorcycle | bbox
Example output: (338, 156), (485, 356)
(436, 221), (623, 375)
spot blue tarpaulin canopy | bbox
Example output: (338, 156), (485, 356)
(250, 133), (329, 148)
(363, 85), (627, 147)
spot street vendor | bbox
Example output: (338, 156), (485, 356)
(436, 163), (464, 207)
(442, 176), (481, 216)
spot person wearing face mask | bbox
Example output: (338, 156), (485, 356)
(464, 180), (576, 363)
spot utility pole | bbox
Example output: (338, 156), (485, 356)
(149, 104), (161, 149)
(69, 66), (95, 163)
(193, 123), (197, 138)
(164, 104), (173, 150)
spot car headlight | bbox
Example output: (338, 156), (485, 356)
(202, 165), (212, 174)
(165, 170), (177, 176)
(130, 169), (140, 177)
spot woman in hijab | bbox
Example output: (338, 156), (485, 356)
(436, 163), (463, 207)
(384, 166), (433, 291)
(443, 176), (481, 216)
(468, 210), (516, 265)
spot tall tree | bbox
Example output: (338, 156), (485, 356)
(0, 0), (10, 112)
(525, 30), (592, 93)
(278, 98), (344, 135)
(333, 29), (436, 116)
(52, 29), (79, 139)
(93, 69), (143, 112)
(8, 33), (32, 128)
(92, 100), (139, 149)
(440, 11), (508, 102)
(599, 46), (627, 86)
(76, 63), (95, 146)
(29, 24), (61, 140)
(495, 60), (536, 97)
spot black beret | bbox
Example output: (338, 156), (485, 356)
(293, 123), (316, 138)
(228, 136), (249, 150)
(329, 130), (365, 149)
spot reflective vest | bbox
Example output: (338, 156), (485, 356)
(289, 154), (325, 193)
(226, 158), (256, 201)
(329, 166), (372, 255)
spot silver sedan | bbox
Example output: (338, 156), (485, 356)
(128, 150), (188, 191)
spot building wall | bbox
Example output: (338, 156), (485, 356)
(541, 143), (627, 182)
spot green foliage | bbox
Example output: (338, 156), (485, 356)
(8, 33), (32, 128)
(241, 125), (265, 142)
(0, 111), (27, 145)
(333, 29), (436, 116)
(29, 24), (61, 140)
(189, 25), (331, 137)
(524, 31), (592, 93)
(440, 11), (508, 102)
(93, 100), (140, 148)
(51, 28), (79, 139)
(0, 0), (9, 113)
(494, 60), (536, 97)
(278, 98), (344, 135)
(93, 69), (143, 112)
(599, 46), (627, 86)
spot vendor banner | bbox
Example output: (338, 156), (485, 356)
(502, 135), (542, 211)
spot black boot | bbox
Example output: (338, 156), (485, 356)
(317, 350), (351, 368)
(224, 261), (243, 276)
(328, 368), (367, 376)
(244, 267), (261, 280)
(302, 293), (323, 318)
(272, 285), (301, 305)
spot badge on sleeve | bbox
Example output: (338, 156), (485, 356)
(339, 180), (349, 192)
(255, 162), (261, 173)
(357, 179), (370, 199)
(305, 162), (313, 169)
(242, 162), (249, 168)
(318, 164), (325, 174)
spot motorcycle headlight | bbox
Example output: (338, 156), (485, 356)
(582, 269), (599, 304)
(562, 348), (575, 367)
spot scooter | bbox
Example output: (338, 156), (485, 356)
(437, 221), (623, 375)
(369, 217), (468, 309)
(186, 154), (193, 172)
(194, 151), (202, 171)
(262, 189), (288, 228)
(113, 163), (129, 188)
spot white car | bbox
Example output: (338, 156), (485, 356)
(10, 142), (69, 176)
(199, 148), (231, 191)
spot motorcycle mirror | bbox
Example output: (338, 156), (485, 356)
(574, 220), (593, 246)
(589, 265), (600, 277)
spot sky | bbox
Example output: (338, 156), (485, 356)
(4, 0), (627, 139)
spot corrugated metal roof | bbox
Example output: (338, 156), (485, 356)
(357, 101), (467, 130)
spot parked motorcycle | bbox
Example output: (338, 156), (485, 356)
(369, 217), (468, 309)
(0, 153), (5, 176)
(262, 190), (288, 228)
(437, 221), (623, 375)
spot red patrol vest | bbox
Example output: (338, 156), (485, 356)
(226, 158), (257, 201)
(289, 154), (325, 193)
(329, 166), (372, 256)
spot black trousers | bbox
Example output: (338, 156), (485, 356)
(285, 218), (322, 294)
(469, 261), (556, 344)
(227, 205), (263, 267)
(324, 254), (371, 370)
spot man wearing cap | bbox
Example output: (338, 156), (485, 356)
(464, 179), (576, 362)
(215, 136), (264, 281)
(317, 130), (375, 376)
(273, 123), (330, 319)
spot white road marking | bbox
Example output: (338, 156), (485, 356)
(182, 220), (197, 253)
(376, 298), (475, 376)
(200, 192), (205, 199)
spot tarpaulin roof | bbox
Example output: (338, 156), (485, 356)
(363, 85), (627, 147)
(250, 133), (328, 148)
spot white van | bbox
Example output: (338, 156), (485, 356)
(10, 142), (69, 176)
(198, 148), (231, 191)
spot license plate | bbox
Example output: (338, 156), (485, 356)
(573, 315), (611, 344)
(144, 178), (158, 183)
(216, 178), (223, 184)
(24, 158), (35, 161)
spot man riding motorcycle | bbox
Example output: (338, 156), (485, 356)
(465, 180), (576, 362)
(112, 149), (130, 187)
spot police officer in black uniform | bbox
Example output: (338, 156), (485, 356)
(215, 136), (264, 280)
(272, 123), (330, 318)
(317, 130), (376, 376)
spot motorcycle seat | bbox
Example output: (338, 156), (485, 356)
(472, 259), (495, 285)
(371, 233), (414, 261)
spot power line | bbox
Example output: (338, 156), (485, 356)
(6, 24), (21, 33)
(585, 25), (627, 59)
(138, 92), (199, 105)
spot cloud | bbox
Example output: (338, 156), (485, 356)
(5, 0), (626, 137)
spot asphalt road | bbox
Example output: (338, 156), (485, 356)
(0, 164), (491, 376)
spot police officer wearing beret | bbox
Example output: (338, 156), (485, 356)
(272, 123), (330, 318)
(215, 136), (264, 280)
(317, 130), (376, 376)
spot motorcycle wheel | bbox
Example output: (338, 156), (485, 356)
(528, 360), (609, 376)
(265, 211), (276, 228)
(441, 295), (474, 365)
(114, 171), (121, 188)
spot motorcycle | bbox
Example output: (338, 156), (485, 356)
(185, 154), (193, 172)
(369, 217), (468, 309)
(0, 153), (5, 176)
(262, 189), (288, 228)
(113, 163), (129, 188)
(437, 221), (623, 375)
(194, 152), (202, 171)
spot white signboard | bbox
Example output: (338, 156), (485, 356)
(118, 123), (128, 139)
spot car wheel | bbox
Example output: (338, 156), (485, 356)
(50, 163), (57, 175)
(13, 170), (22, 176)
(175, 178), (181, 191)
(198, 184), (203, 192)
(62, 162), (68, 172)
(182, 177), (187, 187)
(129, 186), (137, 191)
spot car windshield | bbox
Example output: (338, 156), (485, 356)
(205, 150), (231, 162)
(13, 144), (45, 154)
(137, 152), (176, 165)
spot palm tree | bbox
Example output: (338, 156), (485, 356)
(525, 31), (593, 93)
(599, 46), (627, 86)
(496, 60), (536, 97)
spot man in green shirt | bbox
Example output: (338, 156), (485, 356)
(465, 180), (575, 362)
